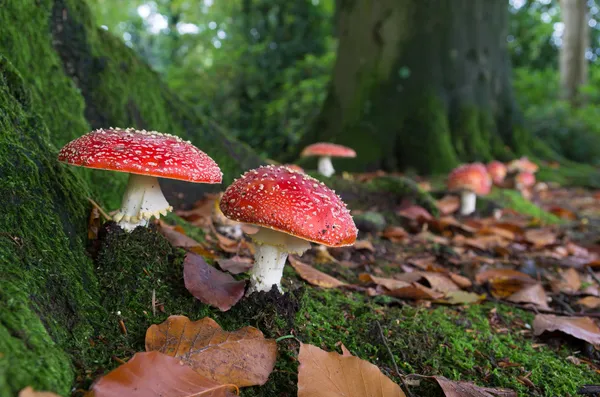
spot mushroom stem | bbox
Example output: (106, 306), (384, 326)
(247, 227), (311, 295)
(459, 190), (477, 216)
(113, 174), (173, 232)
(317, 156), (335, 177)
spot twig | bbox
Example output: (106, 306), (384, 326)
(88, 197), (112, 220)
(375, 321), (414, 397)
(587, 267), (600, 286)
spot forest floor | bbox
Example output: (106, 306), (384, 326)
(74, 170), (600, 397)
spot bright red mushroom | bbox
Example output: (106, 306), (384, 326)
(447, 163), (492, 216)
(486, 160), (507, 185)
(58, 127), (222, 231)
(515, 171), (536, 190)
(219, 165), (357, 294)
(300, 143), (356, 177)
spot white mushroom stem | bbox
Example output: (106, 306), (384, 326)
(247, 227), (311, 295)
(112, 173), (173, 232)
(317, 156), (335, 177)
(459, 190), (477, 216)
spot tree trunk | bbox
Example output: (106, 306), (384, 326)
(0, 1), (262, 394)
(304, 0), (525, 174)
(559, 0), (589, 106)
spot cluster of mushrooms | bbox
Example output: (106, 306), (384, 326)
(57, 128), (358, 294)
(447, 157), (540, 216)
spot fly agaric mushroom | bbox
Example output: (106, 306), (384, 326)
(447, 163), (492, 216)
(515, 171), (536, 190)
(486, 161), (507, 185)
(301, 143), (356, 177)
(507, 156), (539, 174)
(58, 127), (222, 232)
(219, 165), (357, 294)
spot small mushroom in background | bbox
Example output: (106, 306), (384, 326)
(300, 142), (356, 178)
(58, 127), (222, 232)
(486, 160), (507, 186)
(447, 163), (492, 216)
(282, 164), (305, 173)
(515, 171), (536, 199)
(507, 156), (539, 174)
(219, 165), (357, 295)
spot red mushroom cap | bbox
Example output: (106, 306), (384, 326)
(515, 171), (536, 188)
(301, 143), (356, 158)
(58, 128), (222, 183)
(219, 165), (357, 247)
(487, 161), (507, 185)
(507, 157), (539, 174)
(447, 163), (492, 195)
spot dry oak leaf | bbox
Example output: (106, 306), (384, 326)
(576, 296), (600, 309)
(354, 239), (375, 252)
(553, 268), (581, 294)
(387, 282), (444, 300)
(436, 195), (460, 215)
(86, 351), (238, 397)
(289, 256), (347, 288)
(297, 342), (406, 397)
(146, 315), (277, 387)
(432, 376), (516, 397)
(380, 226), (408, 242)
(184, 253), (246, 312)
(18, 388), (61, 397)
(506, 283), (550, 310)
(533, 314), (600, 345)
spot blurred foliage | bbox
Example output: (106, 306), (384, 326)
(89, 0), (600, 166)
(89, 0), (335, 159)
(509, 0), (600, 166)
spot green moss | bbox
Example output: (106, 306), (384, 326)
(0, 55), (101, 396)
(398, 95), (460, 174)
(484, 189), (562, 224)
(450, 106), (493, 162)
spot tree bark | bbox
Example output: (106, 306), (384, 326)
(304, 0), (525, 174)
(559, 0), (589, 106)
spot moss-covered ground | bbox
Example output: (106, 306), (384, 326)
(71, 222), (599, 397)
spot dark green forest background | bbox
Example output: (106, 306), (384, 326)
(91, 0), (600, 169)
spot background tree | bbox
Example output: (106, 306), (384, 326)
(303, 0), (528, 174)
(559, 0), (589, 105)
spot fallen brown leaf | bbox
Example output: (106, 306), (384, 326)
(158, 220), (205, 251)
(86, 351), (238, 397)
(289, 256), (347, 288)
(397, 205), (433, 221)
(436, 195), (460, 215)
(548, 206), (577, 220)
(183, 253), (246, 311)
(506, 283), (550, 310)
(394, 272), (460, 293)
(354, 239), (375, 252)
(432, 376), (516, 397)
(576, 296), (600, 309)
(146, 316), (277, 387)
(216, 256), (254, 275)
(533, 314), (600, 345)
(437, 291), (486, 305)
(18, 388), (61, 397)
(387, 282), (444, 300)
(297, 343), (406, 397)
(359, 273), (411, 290)
(475, 269), (536, 298)
(88, 206), (101, 240)
(553, 268), (581, 294)
(381, 226), (409, 242)
(524, 229), (557, 247)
